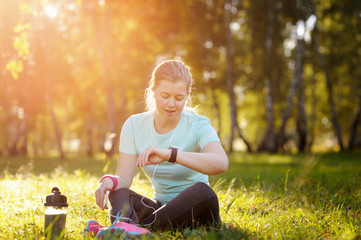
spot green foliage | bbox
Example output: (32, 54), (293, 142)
(0, 0), (361, 156)
(1, 152), (361, 239)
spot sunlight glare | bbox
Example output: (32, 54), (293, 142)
(98, 0), (105, 6)
(230, 22), (240, 32)
(296, 20), (305, 39)
(306, 15), (317, 31)
(44, 4), (58, 19)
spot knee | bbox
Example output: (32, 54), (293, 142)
(109, 187), (132, 203)
(191, 182), (218, 200)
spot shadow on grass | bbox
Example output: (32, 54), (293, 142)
(210, 151), (361, 189)
(0, 155), (119, 178)
(155, 224), (254, 240)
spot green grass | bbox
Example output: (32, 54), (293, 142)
(1, 152), (361, 239)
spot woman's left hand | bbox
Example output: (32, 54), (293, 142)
(137, 146), (170, 167)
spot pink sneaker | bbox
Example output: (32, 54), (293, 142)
(84, 220), (106, 237)
(96, 221), (151, 239)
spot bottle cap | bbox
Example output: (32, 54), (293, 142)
(44, 187), (68, 207)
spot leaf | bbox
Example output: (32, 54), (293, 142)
(5, 60), (24, 80)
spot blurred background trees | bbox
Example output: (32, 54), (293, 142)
(1, 0), (360, 158)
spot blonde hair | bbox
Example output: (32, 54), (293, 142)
(145, 60), (194, 111)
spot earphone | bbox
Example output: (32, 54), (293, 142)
(107, 164), (159, 227)
(107, 115), (177, 226)
(139, 164), (159, 226)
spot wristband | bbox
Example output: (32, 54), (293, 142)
(168, 146), (178, 163)
(99, 175), (118, 192)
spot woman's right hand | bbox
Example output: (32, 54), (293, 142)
(95, 177), (113, 210)
(95, 153), (137, 210)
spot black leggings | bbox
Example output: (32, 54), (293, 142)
(108, 182), (220, 229)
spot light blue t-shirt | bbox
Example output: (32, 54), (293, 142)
(119, 110), (220, 204)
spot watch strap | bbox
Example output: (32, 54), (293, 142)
(168, 146), (178, 163)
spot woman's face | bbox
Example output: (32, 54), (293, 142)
(154, 79), (188, 121)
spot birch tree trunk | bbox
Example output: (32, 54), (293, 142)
(307, 58), (317, 150)
(313, 26), (344, 151)
(257, 0), (276, 153)
(296, 39), (307, 152)
(275, 36), (306, 151)
(225, 0), (252, 153)
(348, 92), (361, 150)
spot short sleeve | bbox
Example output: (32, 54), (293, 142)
(119, 116), (137, 155)
(196, 116), (220, 151)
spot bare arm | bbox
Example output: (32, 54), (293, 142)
(173, 141), (228, 175)
(95, 152), (137, 209)
(137, 141), (229, 175)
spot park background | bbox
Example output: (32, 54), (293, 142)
(1, 0), (361, 239)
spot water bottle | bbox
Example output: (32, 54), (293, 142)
(44, 187), (68, 239)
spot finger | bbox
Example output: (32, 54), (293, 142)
(139, 150), (148, 167)
(95, 189), (103, 209)
(95, 186), (108, 210)
(99, 192), (105, 210)
(137, 152), (145, 167)
(103, 190), (110, 210)
(141, 152), (146, 167)
(136, 156), (141, 167)
(143, 150), (152, 166)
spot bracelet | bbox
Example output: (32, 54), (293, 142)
(168, 146), (178, 163)
(99, 175), (118, 192)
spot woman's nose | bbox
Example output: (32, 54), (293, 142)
(168, 97), (175, 107)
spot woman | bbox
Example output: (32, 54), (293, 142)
(93, 60), (228, 237)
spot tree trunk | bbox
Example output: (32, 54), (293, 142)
(225, 0), (252, 153)
(313, 26), (344, 151)
(276, 36), (306, 152)
(48, 94), (65, 160)
(8, 111), (19, 156)
(257, 80), (276, 152)
(211, 89), (222, 137)
(18, 113), (28, 155)
(105, 87), (117, 157)
(4, 74), (13, 155)
(225, 0), (236, 152)
(296, 39), (307, 152)
(86, 98), (94, 157)
(95, 7), (118, 157)
(19, 67), (31, 156)
(307, 57), (317, 151)
(18, 128), (28, 155)
(348, 92), (361, 150)
(257, 0), (276, 153)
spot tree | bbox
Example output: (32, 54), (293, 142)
(348, 93), (361, 150)
(256, 0), (277, 153)
(224, 0), (252, 153)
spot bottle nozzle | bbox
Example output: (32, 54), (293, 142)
(52, 187), (60, 194)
